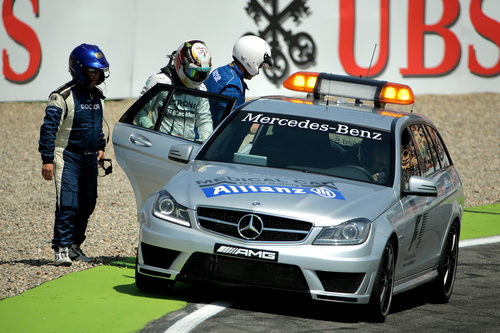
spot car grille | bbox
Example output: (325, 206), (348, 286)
(178, 252), (309, 292)
(196, 207), (313, 242)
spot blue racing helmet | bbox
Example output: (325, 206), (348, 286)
(69, 43), (109, 86)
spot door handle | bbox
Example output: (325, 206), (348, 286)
(129, 133), (152, 147)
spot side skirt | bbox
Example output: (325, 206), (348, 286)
(393, 267), (438, 295)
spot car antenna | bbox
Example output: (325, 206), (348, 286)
(366, 43), (377, 78)
(356, 44), (377, 106)
(327, 72), (331, 107)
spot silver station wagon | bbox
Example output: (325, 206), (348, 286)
(113, 72), (464, 322)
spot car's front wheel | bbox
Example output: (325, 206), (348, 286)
(367, 240), (395, 322)
(428, 221), (460, 303)
(135, 255), (175, 293)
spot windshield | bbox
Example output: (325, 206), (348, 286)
(198, 111), (393, 186)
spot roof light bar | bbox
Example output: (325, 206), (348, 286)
(283, 72), (415, 106)
(282, 71), (318, 93)
(379, 82), (414, 105)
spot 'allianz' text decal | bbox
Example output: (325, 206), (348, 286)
(201, 183), (345, 200)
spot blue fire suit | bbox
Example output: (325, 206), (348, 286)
(204, 62), (248, 126)
(39, 82), (106, 249)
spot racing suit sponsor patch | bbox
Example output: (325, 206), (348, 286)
(212, 69), (221, 82)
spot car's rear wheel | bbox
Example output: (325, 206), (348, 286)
(367, 240), (395, 322)
(428, 221), (459, 303)
(135, 255), (175, 293)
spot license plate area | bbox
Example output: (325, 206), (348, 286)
(214, 243), (279, 262)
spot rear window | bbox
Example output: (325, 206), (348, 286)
(198, 111), (393, 186)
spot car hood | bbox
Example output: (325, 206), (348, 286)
(164, 161), (397, 226)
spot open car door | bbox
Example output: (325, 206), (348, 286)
(112, 83), (235, 214)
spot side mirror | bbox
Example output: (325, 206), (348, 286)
(168, 144), (194, 164)
(402, 176), (438, 197)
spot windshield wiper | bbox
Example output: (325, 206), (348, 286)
(286, 166), (330, 177)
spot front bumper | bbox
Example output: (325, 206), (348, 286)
(137, 209), (384, 304)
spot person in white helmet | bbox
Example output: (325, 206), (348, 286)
(136, 40), (213, 142)
(205, 35), (272, 126)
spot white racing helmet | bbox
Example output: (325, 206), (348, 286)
(232, 35), (273, 77)
(174, 40), (212, 89)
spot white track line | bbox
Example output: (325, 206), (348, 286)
(459, 235), (500, 248)
(164, 301), (232, 333)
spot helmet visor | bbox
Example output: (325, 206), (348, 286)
(185, 65), (210, 83)
(261, 52), (273, 69)
(87, 67), (110, 80)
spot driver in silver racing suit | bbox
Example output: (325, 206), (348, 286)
(136, 40), (213, 141)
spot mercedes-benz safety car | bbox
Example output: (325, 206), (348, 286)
(113, 72), (464, 322)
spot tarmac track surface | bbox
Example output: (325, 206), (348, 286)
(142, 243), (500, 332)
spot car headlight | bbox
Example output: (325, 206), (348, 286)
(152, 190), (191, 227)
(313, 218), (371, 245)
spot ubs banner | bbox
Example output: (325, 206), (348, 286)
(1, 0), (499, 101)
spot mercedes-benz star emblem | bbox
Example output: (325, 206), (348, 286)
(237, 214), (264, 240)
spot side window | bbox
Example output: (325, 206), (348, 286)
(119, 84), (236, 143)
(133, 90), (169, 129)
(410, 124), (436, 176)
(423, 125), (441, 170)
(401, 128), (421, 189)
(426, 125), (450, 168)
